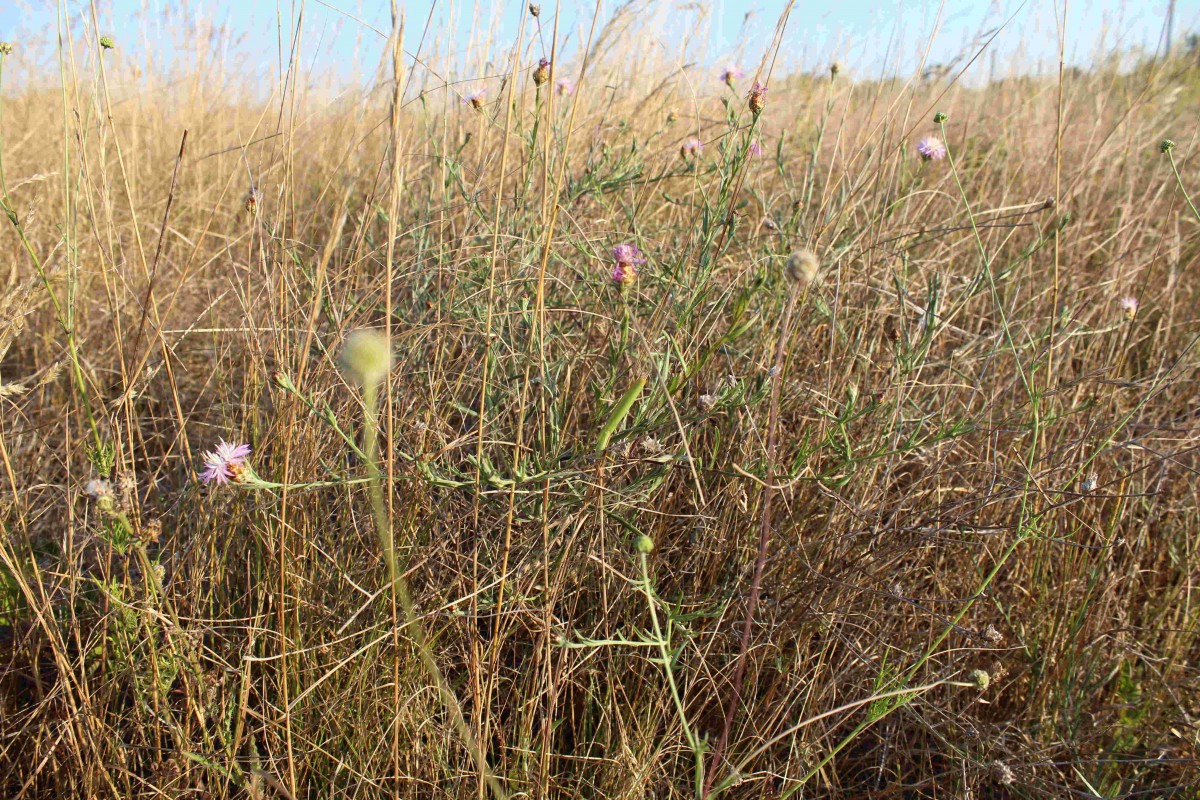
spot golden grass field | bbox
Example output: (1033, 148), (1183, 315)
(0, 2), (1198, 797)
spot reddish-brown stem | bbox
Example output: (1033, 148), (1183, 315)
(704, 279), (804, 797)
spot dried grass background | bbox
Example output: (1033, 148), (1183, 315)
(0, 2), (1198, 798)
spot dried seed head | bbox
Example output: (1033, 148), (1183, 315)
(830, 61), (840, 78)
(140, 518), (162, 544)
(785, 249), (820, 285)
(982, 624), (1004, 644)
(992, 761), (1015, 786)
(528, 3), (541, 16)
(340, 329), (393, 388)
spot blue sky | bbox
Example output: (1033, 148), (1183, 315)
(0, 1), (1195, 85)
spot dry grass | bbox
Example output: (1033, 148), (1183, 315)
(0, 4), (1198, 798)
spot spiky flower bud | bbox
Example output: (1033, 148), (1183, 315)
(1160, 138), (1176, 154)
(635, 534), (654, 554)
(99, 36), (115, 50)
(533, 58), (550, 87)
(340, 329), (393, 388)
(785, 249), (820, 285)
(933, 111), (947, 124)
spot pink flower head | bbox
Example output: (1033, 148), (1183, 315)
(556, 78), (574, 96)
(464, 89), (487, 110)
(720, 64), (744, 86)
(612, 243), (645, 285)
(748, 81), (767, 114)
(612, 262), (638, 285)
(916, 135), (947, 161)
(200, 440), (251, 485)
(748, 139), (763, 157)
(612, 243), (646, 267)
(680, 137), (704, 158)
(1120, 296), (1139, 319)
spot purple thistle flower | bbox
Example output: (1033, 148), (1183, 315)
(749, 139), (763, 157)
(680, 137), (704, 158)
(748, 81), (767, 114)
(612, 263), (638, 284)
(916, 135), (947, 161)
(200, 440), (252, 485)
(720, 64), (744, 86)
(1120, 296), (1139, 319)
(464, 89), (487, 110)
(556, 78), (574, 96)
(612, 243), (646, 267)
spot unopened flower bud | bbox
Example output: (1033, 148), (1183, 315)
(99, 36), (115, 50)
(970, 669), (990, 690)
(785, 249), (820, 285)
(0, 43), (13, 57)
(340, 329), (393, 388)
(635, 534), (654, 553)
(528, 3), (541, 16)
(1160, 138), (1176, 154)
(933, 111), (947, 124)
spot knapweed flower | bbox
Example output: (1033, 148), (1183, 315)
(556, 78), (574, 96)
(465, 89), (486, 110)
(533, 58), (550, 87)
(200, 440), (252, 485)
(916, 135), (947, 161)
(611, 243), (646, 285)
(1120, 296), (1138, 320)
(748, 80), (767, 115)
(244, 185), (263, 215)
(83, 478), (113, 500)
(720, 64), (744, 86)
(680, 137), (704, 158)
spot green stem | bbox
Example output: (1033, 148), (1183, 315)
(640, 552), (705, 797)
